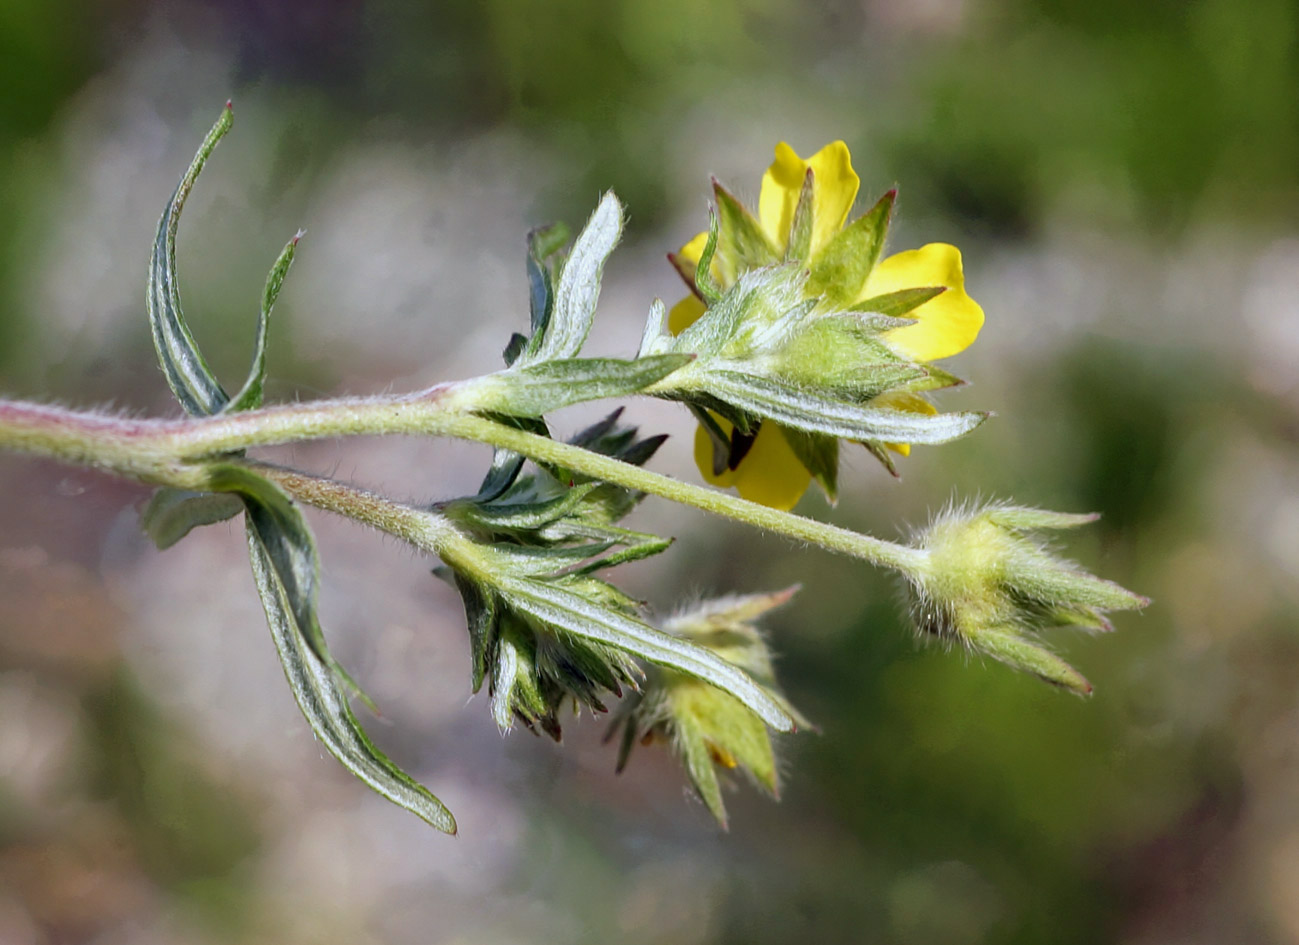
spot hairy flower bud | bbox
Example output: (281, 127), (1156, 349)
(906, 503), (1148, 694)
(608, 588), (810, 828)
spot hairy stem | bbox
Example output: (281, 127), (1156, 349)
(0, 391), (926, 576)
(436, 413), (926, 575)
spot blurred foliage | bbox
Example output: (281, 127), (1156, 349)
(0, 0), (105, 370)
(81, 670), (263, 937)
(887, 0), (1299, 232)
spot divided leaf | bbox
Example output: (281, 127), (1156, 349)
(147, 104), (234, 417)
(226, 233), (301, 412)
(481, 354), (692, 418)
(147, 103), (301, 420)
(248, 526), (457, 833)
(206, 464), (371, 704)
(523, 192), (623, 364)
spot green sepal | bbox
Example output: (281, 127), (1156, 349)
(490, 620), (553, 736)
(702, 370), (988, 444)
(805, 189), (895, 306)
(568, 533), (674, 574)
(450, 482), (602, 535)
(903, 364), (966, 393)
(147, 103), (234, 417)
(1007, 554), (1151, 612)
(606, 587), (811, 828)
(851, 285), (945, 318)
(140, 488), (244, 549)
(226, 232), (300, 413)
(984, 507), (1101, 530)
(247, 524), (457, 833)
(671, 266), (813, 360)
(775, 315), (925, 397)
(911, 503), (1149, 695)
(712, 178), (781, 280)
(974, 626), (1093, 696)
(779, 428), (839, 504)
(862, 441), (901, 478)
(783, 168), (815, 263)
(694, 210), (723, 305)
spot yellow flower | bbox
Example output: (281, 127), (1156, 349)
(669, 141), (984, 510)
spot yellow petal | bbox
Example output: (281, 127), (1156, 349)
(677, 231), (709, 268)
(669, 294), (706, 335)
(866, 243), (984, 363)
(692, 421), (811, 511)
(758, 141), (859, 256)
(869, 390), (938, 455)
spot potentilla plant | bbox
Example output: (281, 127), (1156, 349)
(0, 105), (1147, 834)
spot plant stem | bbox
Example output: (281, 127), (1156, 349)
(249, 463), (459, 553)
(436, 413), (927, 575)
(0, 392), (927, 576)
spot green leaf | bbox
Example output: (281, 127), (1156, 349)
(502, 332), (528, 367)
(474, 415), (551, 503)
(147, 104), (234, 417)
(206, 464), (371, 705)
(525, 222), (571, 344)
(705, 370), (989, 444)
(528, 192), (622, 363)
(498, 577), (797, 732)
(140, 488), (244, 550)
(638, 298), (670, 357)
(486, 354), (693, 417)
(806, 189), (895, 306)
(453, 573), (500, 693)
(456, 482), (601, 533)
(226, 233), (300, 413)
(568, 533), (673, 574)
(247, 524), (457, 832)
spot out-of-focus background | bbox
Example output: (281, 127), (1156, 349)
(2, 0), (1299, 942)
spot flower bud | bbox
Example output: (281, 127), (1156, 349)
(608, 588), (810, 828)
(907, 503), (1148, 695)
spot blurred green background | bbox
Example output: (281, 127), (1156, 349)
(3, 0), (1299, 942)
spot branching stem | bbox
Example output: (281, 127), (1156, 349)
(0, 388), (926, 577)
